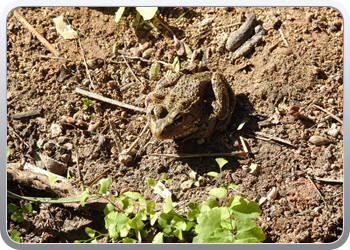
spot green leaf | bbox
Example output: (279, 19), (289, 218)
(189, 171), (197, 180)
(185, 221), (196, 231)
(215, 158), (228, 171)
(104, 203), (116, 216)
(82, 98), (94, 109)
(120, 196), (134, 214)
(11, 211), (24, 223)
(80, 190), (90, 207)
(163, 196), (173, 213)
(152, 232), (163, 243)
(85, 227), (96, 238)
(147, 177), (155, 187)
(112, 42), (119, 54)
(7, 203), (18, 214)
(115, 7), (125, 23)
(173, 229), (183, 240)
(146, 200), (155, 214)
(136, 7), (158, 20)
(10, 230), (21, 242)
(66, 167), (72, 179)
(132, 11), (141, 27)
(123, 191), (143, 200)
(98, 177), (112, 194)
(188, 202), (200, 210)
(48, 172), (59, 188)
(7, 190), (99, 204)
(149, 61), (161, 80)
(108, 224), (119, 238)
(228, 183), (240, 189)
(116, 213), (131, 237)
(160, 172), (167, 180)
(129, 212), (145, 230)
(187, 209), (200, 221)
(124, 191), (146, 206)
(198, 196), (219, 213)
(21, 203), (33, 214)
(227, 196), (261, 220)
(249, 162), (259, 174)
(123, 238), (138, 243)
(195, 207), (230, 240)
(183, 42), (193, 59)
(171, 215), (187, 231)
(36, 139), (44, 148)
(234, 218), (265, 243)
(165, 178), (172, 185)
(207, 171), (218, 177)
(150, 213), (158, 226)
(209, 187), (227, 199)
(172, 57), (180, 73)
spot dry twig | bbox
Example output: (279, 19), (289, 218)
(315, 177), (343, 184)
(75, 87), (145, 113)
(13, 10), (61, 56)
(313, 104), (343, 125)
(78, 39), (95, 89)
(254, 131), (295, 147)
(279, 26), (289, 47)
(307, 176), (330, 211)
(10, 108), (42, 119)
(149, 151), (248, 158)
(121, 54), (144, 86)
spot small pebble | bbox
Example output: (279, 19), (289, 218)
(330, 24), (338, 32)
(328, 98), (334, 104)
(139, 42), (150, 52)
(309, 135), (331, 145)
(142, 48), (156, 59)
(327, 124), (339, 137)
(197, 138), (206, 145)
(50, 124), (63, 138)
(276, 47), (293, 56)
(267, 187), (278, 201)
(180, 180), (193, 191)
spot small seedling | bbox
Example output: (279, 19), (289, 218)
(189, 171), (202, 187)
(10, 230), (21, 242)
(36, 139), (44, 148)
(48, 172), (60, 188)
(7, 203), (33, 223)
(115, 7), (158, 23)
(82, 98), (94, 110)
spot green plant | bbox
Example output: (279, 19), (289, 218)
(10, 230), (21, 242)
(115, 7), (158, 23)
(8, 160), (265, 243)
(208, 158), (240, 190)
(189, 171), (203, 187)
(76, 165), (265, 243)
(190, 196), (265, 243)
(7, 203), (33, 223)
(82, 98), (94, 110)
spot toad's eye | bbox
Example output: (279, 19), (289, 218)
(174, 114), (184, 126)
(150, 106), (168, 119)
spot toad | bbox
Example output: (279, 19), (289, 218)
(145, 72), (235, 141)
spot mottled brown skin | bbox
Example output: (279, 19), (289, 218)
(146, 72), (235, 141)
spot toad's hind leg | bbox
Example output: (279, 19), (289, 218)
(211, 72), (236, 131)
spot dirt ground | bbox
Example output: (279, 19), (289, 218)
(6, 7), (343, 243)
